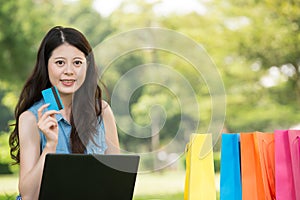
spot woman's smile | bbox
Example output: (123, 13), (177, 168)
(60, 79), (76, 87)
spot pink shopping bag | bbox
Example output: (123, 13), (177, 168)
(274, 130), (296, 200)
(288, 130), (300, 200)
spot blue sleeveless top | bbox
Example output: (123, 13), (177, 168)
(28, 99), (107, 154)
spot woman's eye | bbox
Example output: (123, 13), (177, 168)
(55, 60), (64, 66)
(74, 60), (82, 67)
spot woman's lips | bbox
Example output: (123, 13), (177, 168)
(61, 79), (76, 86)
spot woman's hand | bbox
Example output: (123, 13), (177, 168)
(37, 104), (60, 148)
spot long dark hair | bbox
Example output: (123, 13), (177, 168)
(9, 26), (102, 164)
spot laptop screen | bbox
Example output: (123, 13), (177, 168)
(38, 154), (140, 200)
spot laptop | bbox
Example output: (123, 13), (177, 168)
(38, 154), (140, 200)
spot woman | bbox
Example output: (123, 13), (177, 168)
(9, 26), (120, 200)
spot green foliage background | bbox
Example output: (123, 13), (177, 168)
(1, 0), (300, 178)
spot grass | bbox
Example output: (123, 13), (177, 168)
(0, 174), (18, 194)
(134, 192), (184, 200)
(0, 174), (18, 200)
(0, 194), (17, 200)
(134, 170), (186, 196)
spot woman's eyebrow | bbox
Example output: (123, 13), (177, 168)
(53, 56), (66, 60)
(73, 57), (85, 60)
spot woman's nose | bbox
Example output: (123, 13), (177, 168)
(64, 63), (74, 75)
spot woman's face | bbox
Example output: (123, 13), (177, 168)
(48, 43), (87, 97)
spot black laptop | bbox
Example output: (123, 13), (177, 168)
(38, 154), (140, 200)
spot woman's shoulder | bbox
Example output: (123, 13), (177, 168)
(101, 100), (116, 122)
(18, 110), (39, 138)
(20, 99), (44, 122)
(19, 110), (36, 123)
(18, 109), (40, 149)
(101, 100), (113, 114)
(101, 100), (109, 108)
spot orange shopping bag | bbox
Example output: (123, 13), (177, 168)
(256, 132), (275, 200)
(240, 132), (275, 200)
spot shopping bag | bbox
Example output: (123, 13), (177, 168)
(184, 133), (216, 200)
(240, 132), (275, 200)
(288, 130), (300, 199)
(256, 132), (275, 200)
(274, 130), (296, 200)
(240, 132), (265, 200)
(220, 133), (242, 200)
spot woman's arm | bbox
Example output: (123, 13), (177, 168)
(102, 100), (120, 154)
(18, 105), (59, 200)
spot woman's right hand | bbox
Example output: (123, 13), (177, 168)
(37, 104), (60, 148)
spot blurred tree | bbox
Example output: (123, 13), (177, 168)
(49, 0), (114, 47)
(0, 0), (53, 83)
(0, 0), (55, 132)
(158, 0), (300, 132)
(217, 0), (300, 130)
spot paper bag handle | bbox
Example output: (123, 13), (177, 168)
(185, 134), (213, 160)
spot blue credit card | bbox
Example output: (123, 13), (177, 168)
(42, 86), (64, 111)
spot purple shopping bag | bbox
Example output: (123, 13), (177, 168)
(274, 130), (296, 200)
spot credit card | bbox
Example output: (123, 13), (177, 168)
(41, 86), (64, 111)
